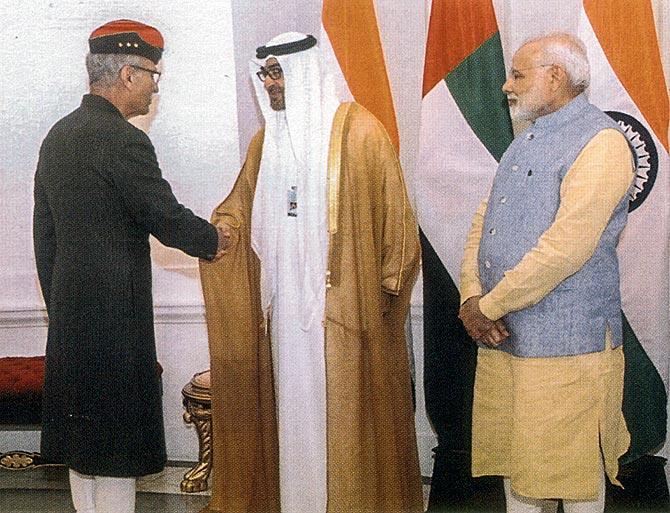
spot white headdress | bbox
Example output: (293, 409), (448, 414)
(250, 32), (340, 329)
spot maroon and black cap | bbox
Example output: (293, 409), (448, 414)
(89, 19), (164, 64)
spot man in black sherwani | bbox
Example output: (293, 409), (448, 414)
(33, 19), (228, 513)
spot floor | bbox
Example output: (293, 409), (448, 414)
(0, 465), (210, 513)
(1, 465), (431, 512)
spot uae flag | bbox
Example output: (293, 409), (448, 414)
(321, 0), (399, 152)
(415, 0), (512, 508)
(578, 0), (669, 496)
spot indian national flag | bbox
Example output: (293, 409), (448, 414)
(579, 0), (669, 461)
(320, 0), (399, 152)
(416, 0), (512, 499)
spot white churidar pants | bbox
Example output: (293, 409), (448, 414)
(69, 469), (136, 513)
(504, 471), (606, 513)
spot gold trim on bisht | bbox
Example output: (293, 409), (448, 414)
(327, 103), (351, 236)
(325, 103), (351, 289)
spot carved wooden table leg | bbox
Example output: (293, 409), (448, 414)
(180, 370), (212, 493)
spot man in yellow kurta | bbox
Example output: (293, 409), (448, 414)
(199, 32), (423, 513)
(459, 33), (633, 513)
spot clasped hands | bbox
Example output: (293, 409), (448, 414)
(458, 296), (509, 347)
(212, 225), (231, 261)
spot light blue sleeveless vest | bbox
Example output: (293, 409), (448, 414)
(479, 94), (631, 357)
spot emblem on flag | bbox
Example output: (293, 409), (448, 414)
(606, 111), (658, 212)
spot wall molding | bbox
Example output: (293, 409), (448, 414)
(410, 302), (423, 322)
(0, 304), (207, 329)
(0, 309), (48, 329)
(153, 304), (206, 325)
(1, 301), (424, 330)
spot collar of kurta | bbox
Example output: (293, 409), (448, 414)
(81, 94), (124, 118)
(533, 93), (588, 130)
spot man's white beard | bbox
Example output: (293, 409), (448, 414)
(507, 86), (545, 122)
(509, 99), (539, 122)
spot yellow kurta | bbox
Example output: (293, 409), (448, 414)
(460, 129), (633, 500)
(199, 103), (423, 513)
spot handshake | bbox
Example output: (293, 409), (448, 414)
(458, 296), (509, 348)
(212, 225), (232, 261)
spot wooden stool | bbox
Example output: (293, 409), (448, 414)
(0, 357), (164, 471)
(0, 356), (57, 470)
(2, 362), (208, 483)
(181, 370), (212, 492)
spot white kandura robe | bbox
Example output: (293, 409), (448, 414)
(199, 102), (423, 513)
(271, 136), (328, 513)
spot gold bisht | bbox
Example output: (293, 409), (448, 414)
(199, 130), (280, 513)
(199, 102), (423, 513)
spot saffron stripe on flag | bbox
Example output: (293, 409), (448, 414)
(579, 0), (670, 460)
(584, 0), (669, 150)
(322, 0), (399, 151)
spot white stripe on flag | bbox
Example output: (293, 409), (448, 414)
(416, 80), (497, 281)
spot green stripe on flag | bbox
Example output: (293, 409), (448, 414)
(445, 32), (513, 161)
(620, 311), (667, 464)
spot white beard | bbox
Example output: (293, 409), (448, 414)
(507, 84), (546, 122)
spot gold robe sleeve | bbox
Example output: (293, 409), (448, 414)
(323, 103), (424, 512)
(198, 130), (280, 513)
(378, 129), (421, 299)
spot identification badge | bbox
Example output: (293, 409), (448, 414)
(287, 186), (298, 217)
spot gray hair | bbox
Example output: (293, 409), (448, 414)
(85, 53), (147, 87)
(523, 33), (590, 93)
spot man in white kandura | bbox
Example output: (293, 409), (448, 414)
(199, 32), (423, 513)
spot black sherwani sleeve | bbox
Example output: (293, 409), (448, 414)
(33, 173), (56, 313)
(110, 129), (218, 259)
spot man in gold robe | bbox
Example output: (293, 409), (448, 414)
(199, 32), (423, 513)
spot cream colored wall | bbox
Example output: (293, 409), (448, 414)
(1, 0), (668, 475)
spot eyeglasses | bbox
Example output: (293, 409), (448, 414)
(129, 65), (162, 84)
(256, 65), (283, 82)
(508, 63), (555, 80)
